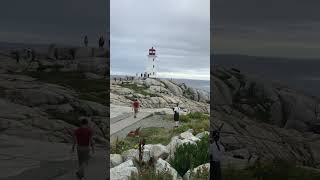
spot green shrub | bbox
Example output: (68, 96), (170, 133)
(171, 118), (209, 135)
(170, 135), (209, 176)
(179, 115), (191, 123)
(187, 112), (208, 120)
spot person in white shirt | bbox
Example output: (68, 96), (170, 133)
(173, 103), (181, 127)
(210, 130), (225, 180)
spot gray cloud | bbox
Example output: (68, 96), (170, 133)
(212, 0), (320, 58)
(0, 0), (109, 46)
(111, 0), (210, 80)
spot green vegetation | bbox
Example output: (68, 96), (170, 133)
(25, 71), (107, 105)
(111, 112), (209, 154)
(222, 160), (320, 180)
(169, 135), (209, 177)
(119, 83), (157, 97)
(131, 166), (173, 180)
(111, 127), (174, 154)
(172, 112), (209, 135)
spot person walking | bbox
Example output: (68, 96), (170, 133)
(72, 117), (94, 180)
(173, 103), (181, 127)
(84, 35), (88, 47)
(31, 49), (36, 61)
(210, 130), (225, 180)
(13, 51), (20, 63)
(132, 99), (140, 118)
(98, 36), (105, 48)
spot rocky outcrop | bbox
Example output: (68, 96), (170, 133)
(212, 66), (320, 169)
(183, 163), (210, 180)
(111, 129), (209, 179)
(111, 78), (210, 113)
(110, 154), (123, 168)
(110, 160), (138, 180)
(0, 73), (108, 143)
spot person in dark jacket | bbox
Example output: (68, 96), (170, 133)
(98, 36), (105, 48)
(84, 36), (88, 47)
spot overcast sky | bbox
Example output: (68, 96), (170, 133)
(111, 0), (210, 80)
(0, 0), (109, 47)
(212, 0), (320, 58)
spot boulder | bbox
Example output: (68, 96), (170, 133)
(183, 163), (210, 180)
(155, 158), (179, 180)
(110, 154), (123, 168)
(122, 149), (138, 161)
(110, 160), (138, 180)
(212, 77), (232, 105)
(195, 131), (209, 139)
(145, 144), (170, 160)
(84, 72), (104, 80)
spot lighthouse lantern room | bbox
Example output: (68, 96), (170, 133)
(146, 47), (157, 78)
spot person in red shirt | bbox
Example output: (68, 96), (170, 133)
(72, 117), (94, 179)
(132, 99), (140, 118)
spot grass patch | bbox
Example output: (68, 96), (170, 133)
(111, 112), (209, 154)
(111, 127), (175, 154)
(222, 160), (320, 180)
(24, 71), (107, 105)
(172, 112), (209, 135)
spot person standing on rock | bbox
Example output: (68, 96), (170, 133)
(210, 130), (225, 180)
(72, 117), (94, 179)
(98, 36), (105, 48)
(84, 35), (88, 47)
(173, 103), (181, 127)
(12, 51), (20, 63)
(132, 99), (140, 118)
(31, 49), (36, 61)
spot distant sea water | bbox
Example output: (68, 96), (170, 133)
(213, 54), (320, 98)
(111, 75), (210, 92)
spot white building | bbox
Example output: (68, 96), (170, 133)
(145, 47), (157, 78)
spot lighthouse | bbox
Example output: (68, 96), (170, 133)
(146, 47), (157, 78)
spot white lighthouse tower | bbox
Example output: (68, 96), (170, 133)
(146, 47), (157, 78)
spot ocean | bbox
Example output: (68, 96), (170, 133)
(213, 54), (320, 97)
(111, 75), (210, 92)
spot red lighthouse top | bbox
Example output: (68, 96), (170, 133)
(149, 47), (156, 56)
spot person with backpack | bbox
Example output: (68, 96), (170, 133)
(210, 130), (225, 180)
(173, 103), (181, 127)
(72, 117), (94, 179)
(132, 99), (140, 118)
